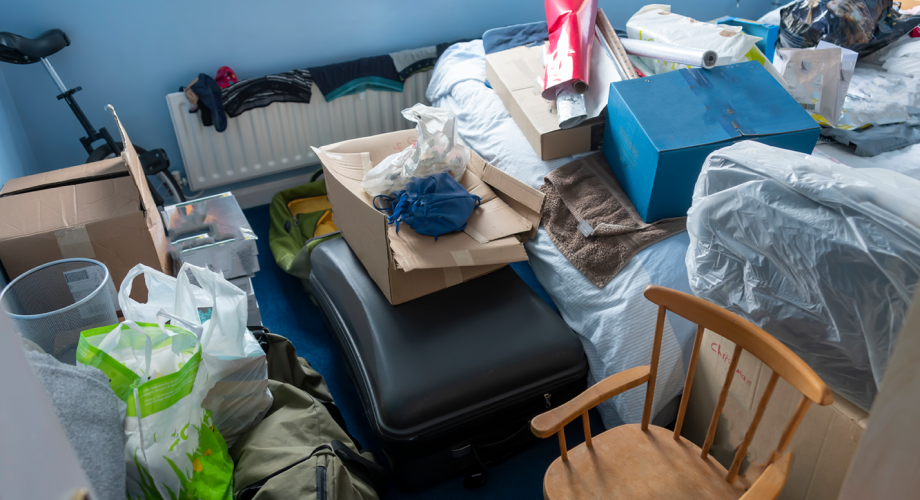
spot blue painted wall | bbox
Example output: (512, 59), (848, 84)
(0, 0), (774, 195)
(0, 69), (36, 187)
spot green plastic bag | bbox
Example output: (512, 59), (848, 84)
(269, 172), (342, 293)
(78, 321), (234, 500)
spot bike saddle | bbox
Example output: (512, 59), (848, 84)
(0, 29), (69, 64)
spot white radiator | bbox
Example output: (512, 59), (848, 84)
(166, 70), (432, 191)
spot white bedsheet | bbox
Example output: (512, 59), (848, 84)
(427, 41), (697, 428)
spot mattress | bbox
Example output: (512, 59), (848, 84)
(426, 41), (697, 428)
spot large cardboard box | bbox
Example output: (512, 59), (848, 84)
(682, 329), (869, 500)
(0, 108), (170, 296)
(486, 44), (606, 161)
(603, 61), (821, 222)
(312, 130), (544, 305)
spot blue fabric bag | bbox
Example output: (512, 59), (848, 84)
(373, 172), (481, 239)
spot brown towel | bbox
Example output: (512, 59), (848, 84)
(540, 153), (686, 288)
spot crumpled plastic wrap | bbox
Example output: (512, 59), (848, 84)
(686, 141), (920, 411)
(779, 0), (920, 55)
(542, 0), (598, 99)
(835, 65), (920, 129)
(362, 104), (469, 197)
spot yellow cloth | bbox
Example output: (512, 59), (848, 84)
(287, 195), (332, 216)
(288, 196), (337, 236)
(315, 210), (338, 237)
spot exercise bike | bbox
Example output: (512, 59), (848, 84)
(0, 28), (185, 205)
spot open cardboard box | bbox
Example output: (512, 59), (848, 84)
(0, 107), (170, 301)
(312, 130), (544, 305)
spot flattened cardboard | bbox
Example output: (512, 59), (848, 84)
(314, 129), (542, 304)
(486, 44), (605, 160)
(682, 329), (868, 500)
(0, 107), (170, 301)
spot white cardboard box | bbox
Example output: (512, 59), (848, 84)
(681, 329), (869, 500)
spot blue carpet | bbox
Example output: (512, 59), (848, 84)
(244, 204), (603, 499)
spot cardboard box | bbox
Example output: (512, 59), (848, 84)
(603, 61), (821, 222)
(164, 192), (259, 280)
(312, 130), (544, 305)
(681, 329), (869, 500)
(0, 108), (170, 296)
(486, 44), (606, 161)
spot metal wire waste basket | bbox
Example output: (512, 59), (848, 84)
(0, 258), (118, 364)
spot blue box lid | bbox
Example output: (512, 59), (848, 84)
(610, 62), (818, 153)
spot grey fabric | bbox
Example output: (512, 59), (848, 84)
(26, 347), (126, 500)
(822, 123), (920, 157)
(540, 153), (687, 288)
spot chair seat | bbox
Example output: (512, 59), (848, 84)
(544, 424), (748, 500)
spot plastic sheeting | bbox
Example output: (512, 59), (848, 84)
(686, 141), (920, 411)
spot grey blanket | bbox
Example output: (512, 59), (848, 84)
(540, 153), (686, 288)
(26, 343), (126, 500)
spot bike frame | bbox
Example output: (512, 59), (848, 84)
(40, 57), (119, 156)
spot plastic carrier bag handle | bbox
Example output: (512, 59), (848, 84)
(95, 320), (184, 381)
(117, 263), (177, 319)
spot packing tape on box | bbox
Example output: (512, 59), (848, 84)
(443, 267), (464, 287)
(450, 250), (475, 267)
(54, 225), (96, 259)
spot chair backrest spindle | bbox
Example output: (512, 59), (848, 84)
(640, 305), (667, 431)
(727, 371), (780, 483)
(701, 343), (742, 459)
(673, 324), (705, 441)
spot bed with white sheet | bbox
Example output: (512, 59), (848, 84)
(427, 41), (697, 428)
(427, 40), (920, 428)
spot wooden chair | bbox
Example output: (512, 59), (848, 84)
(531, 285), (834, 500)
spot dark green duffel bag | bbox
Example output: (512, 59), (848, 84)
(231, 329), (386, 500)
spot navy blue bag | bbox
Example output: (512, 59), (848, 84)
(373, 173), (481, 239)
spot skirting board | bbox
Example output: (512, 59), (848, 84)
(232, 166), (320, 209)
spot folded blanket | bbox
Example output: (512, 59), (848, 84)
(540, 153), (686, 287)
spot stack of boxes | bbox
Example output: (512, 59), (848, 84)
(163, 193), (262, 326)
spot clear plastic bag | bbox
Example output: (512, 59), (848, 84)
(686, 141), (920, 411)
(835, 65), (920, 129)
(362, 104), (469, 197)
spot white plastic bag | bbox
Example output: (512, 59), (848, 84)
(361, 103), (470, 197)
(686, 140), (920, 411)
(118, 263), (271, 446)
(78, 319), (234, 499)
(626, 5), (761, 75)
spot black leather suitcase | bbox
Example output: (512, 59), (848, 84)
(309, 238), (588, 491)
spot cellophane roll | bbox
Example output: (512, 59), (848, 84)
(543, 0), (599, 100)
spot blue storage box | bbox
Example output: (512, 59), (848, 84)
(602, 61), (820, 223)
(712, 16), (779, 62)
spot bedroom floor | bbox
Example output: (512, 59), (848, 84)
(243, 204), (605, 499)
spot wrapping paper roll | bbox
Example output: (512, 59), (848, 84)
(620, 38), (718, 69)
(556, 86), (587, 129)
(543, 0), (599, 99)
